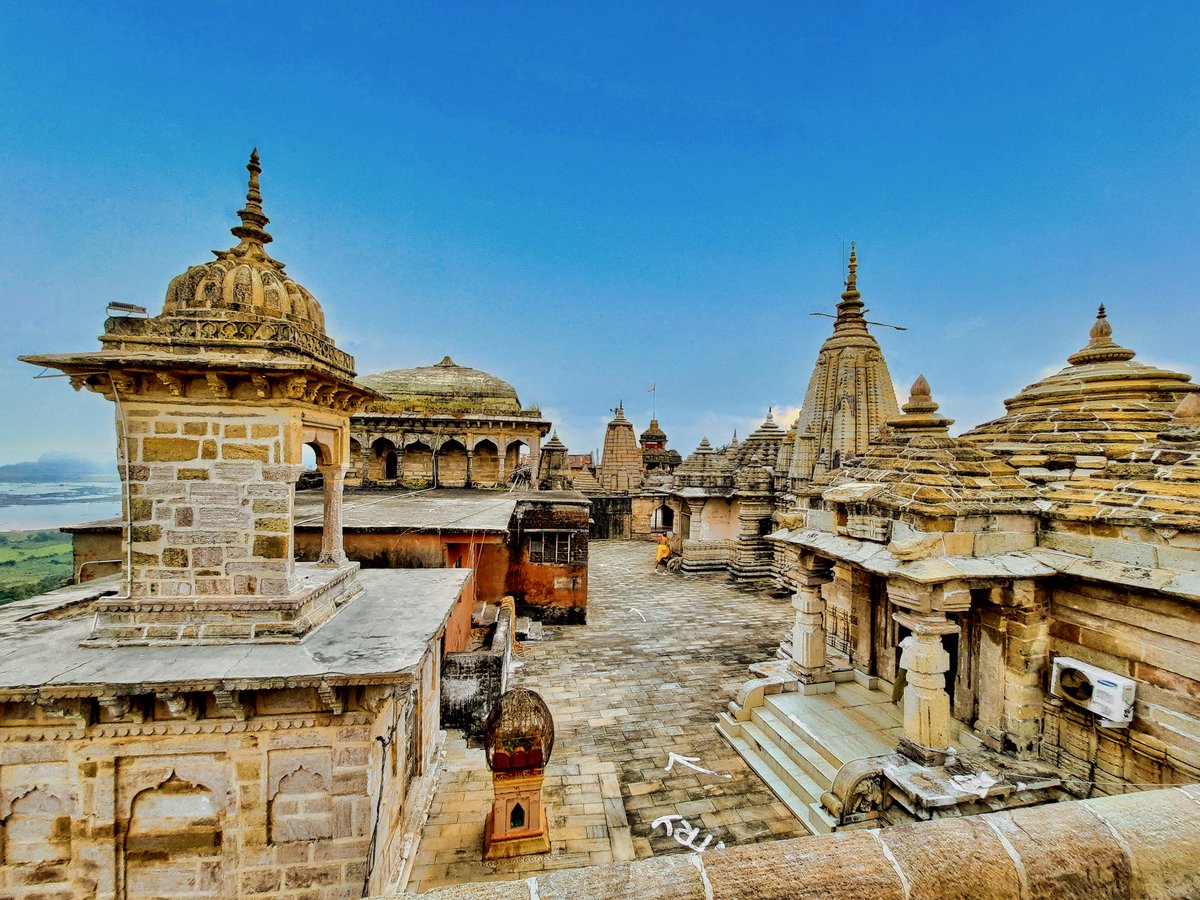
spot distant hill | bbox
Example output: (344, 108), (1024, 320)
(0, 453), (116, 483)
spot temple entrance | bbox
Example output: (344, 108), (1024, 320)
(950, 606), (981, 725)
(650, 504), (674, 533)
(869, 575), (897, 681)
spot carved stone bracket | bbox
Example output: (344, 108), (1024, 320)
(206, 372), (231, 399)
(36, 697), (91, 727)
(99, 694), (145, 724)
(214, 688), (250, 721)
(251, 374), (271, 399)
(159, 691), (199, 721)
(317, 682), (343, 716)
(156, 372), (184, 396)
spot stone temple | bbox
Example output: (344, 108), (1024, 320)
(5, 160), (1200, 900)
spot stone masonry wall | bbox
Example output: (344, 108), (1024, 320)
(1046, 576), (1200, 786)
(117, 400), (298, 604)
(0, 667), (442, 899)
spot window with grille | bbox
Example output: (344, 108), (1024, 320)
(528, 532), (573, 564)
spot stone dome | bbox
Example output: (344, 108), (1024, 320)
(161, 150), (327, 336)
(961, 307), (1198, 478)
(359, 356), (524, 415)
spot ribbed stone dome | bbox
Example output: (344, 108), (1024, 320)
(359, 356), (523, 415)
(161, 150), (326, 336)
(962, 307), (1198, 474)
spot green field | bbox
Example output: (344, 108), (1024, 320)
(0, 530), (73, 604)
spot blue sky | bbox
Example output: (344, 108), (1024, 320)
(1, 2), (1197, 464)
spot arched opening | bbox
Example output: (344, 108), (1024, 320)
(269, 767), (332, 843)
(651, 504), (674, 532)
(3, 787), (71, 866)
(403, 440), (433, 485)
(473, 439), (500, 486)
(124, 776), (223, 898)
(370, 438), (398, 482)
(505, 441), (529, 476)
(437, 439), (469, 488)
(510, 802), (525, 830)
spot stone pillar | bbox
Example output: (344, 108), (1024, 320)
(498, 442), (508, 486)
(465, 449), (474, 488)
(317, 466), (348, 566)
(358, 440), (371, 482)
(687, 502), (702, 540)
(528, 444), (541, 491)
(788, 560), (835, 693)
(1002, 579), (1049, 759)
(896, 613), (960, 764)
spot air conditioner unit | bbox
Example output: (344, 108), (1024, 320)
(1050, 657), (1135, 727)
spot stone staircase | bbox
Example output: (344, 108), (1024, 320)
(718, 677), (981, 835)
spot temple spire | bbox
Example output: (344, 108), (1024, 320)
(231, 148), (273, 247)
(836, 241), (864, 319)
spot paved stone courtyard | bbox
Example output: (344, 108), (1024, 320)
(406, 540), (809, 893)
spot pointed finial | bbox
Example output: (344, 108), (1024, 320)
(837, 240), (863, 312)
(902, 375), (938, 414)
(767, 405), (774, 419)
(890, 374), (953, 434)
(1068, 304), (1135, 365)
(1089, 304), (1112, 343)
(230, 148), (273, 247)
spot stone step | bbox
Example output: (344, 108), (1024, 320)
(751, 706), (838, 789)
(715, 719), (821, 835)
(955, 728), (983, 751)
(738, 720), (830, 817)
(762, 697), (853, 769)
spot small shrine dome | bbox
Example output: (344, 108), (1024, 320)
(962, 306), (1198, 470)
(484, 689), (555, 774)
(162, 150), (327, 337)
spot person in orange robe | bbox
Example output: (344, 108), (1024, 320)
(654, 534), (672, 573)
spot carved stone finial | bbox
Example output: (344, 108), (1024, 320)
(837, 241), (864, 316)
(891, 375), (953, 435)
(901, 374), (940, 416)
(230, 148), (273, 247)
(1068, 304), (1135, 366)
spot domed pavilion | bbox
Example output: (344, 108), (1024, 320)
(352, 356), (550, 488)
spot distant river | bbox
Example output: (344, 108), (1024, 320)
(0, 478), (122, 531)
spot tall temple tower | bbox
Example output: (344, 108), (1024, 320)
(788, 244), (900, 484)
(597, 403), (643, 492)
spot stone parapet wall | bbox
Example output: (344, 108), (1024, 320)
(408, 785), (1200, 899)
(0, 660), (443, 898)
(680, 539), (734, 573)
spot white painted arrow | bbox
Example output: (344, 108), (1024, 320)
(664, 752), (732, 778)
